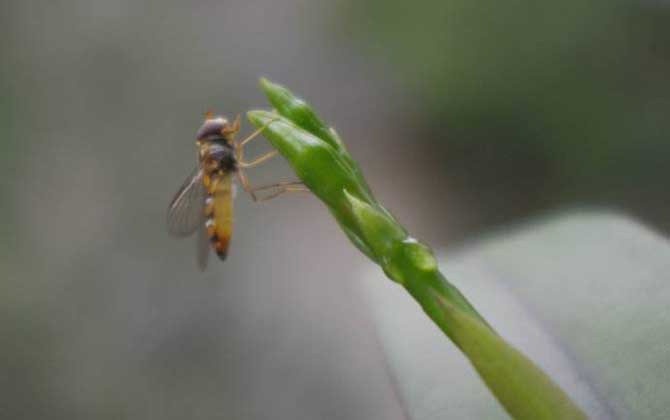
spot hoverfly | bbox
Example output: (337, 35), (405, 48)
(167, 112), (305, 270)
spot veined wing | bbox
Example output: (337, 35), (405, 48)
(167, 167), (206, 237)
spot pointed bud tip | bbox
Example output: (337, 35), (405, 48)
(259, 77), (281, 94)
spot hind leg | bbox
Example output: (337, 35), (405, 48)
(236, 170), (307, 202)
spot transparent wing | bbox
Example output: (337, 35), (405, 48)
(167, 167), (206, 237)
(196, 223), (210, 271)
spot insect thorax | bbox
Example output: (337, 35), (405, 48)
(202, 140), (237, 172)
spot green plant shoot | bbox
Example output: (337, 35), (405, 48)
(247, 78), (587, 420)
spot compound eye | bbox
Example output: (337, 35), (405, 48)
(196, 116), (228, 140)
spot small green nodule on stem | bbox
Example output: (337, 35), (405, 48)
(342, 190), (406, 266)
(248, 78), (586, 420)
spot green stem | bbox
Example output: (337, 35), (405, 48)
(248, 79), (587, 420)
(404, 269), (490, 336)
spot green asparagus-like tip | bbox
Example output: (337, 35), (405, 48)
(247, 79), (587, 420)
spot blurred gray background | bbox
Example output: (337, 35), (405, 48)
(1, 1), (669, 419)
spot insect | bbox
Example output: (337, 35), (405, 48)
(167, 112), (305, 270)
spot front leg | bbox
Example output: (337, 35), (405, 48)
(233, 116), (280, 168)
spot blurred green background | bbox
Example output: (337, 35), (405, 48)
(1, 1), (668, 419)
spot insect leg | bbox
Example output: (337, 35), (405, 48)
(236, 167), (260, 201)
(234, 116), (281, 167)
(237, 116), (279, 148)
(235, 127), (279, 168)
(233, 115), (306, 201)
(249, 181), (308, 202)
(250, 181), (306, 192)
(237, 170), (307, 202)
(238, 150), (278, 169)
(222, 114), (241, 137)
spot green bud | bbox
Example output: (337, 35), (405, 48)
(258, 78), (374, 201)
(342, 190), (405, 266)
(260, 77), (344, 152)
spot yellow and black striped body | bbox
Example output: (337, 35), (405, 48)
(203, 171), (234, 260)
(197, 118), (238, 261)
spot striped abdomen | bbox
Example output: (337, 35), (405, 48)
(203, 172), (234, 260)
